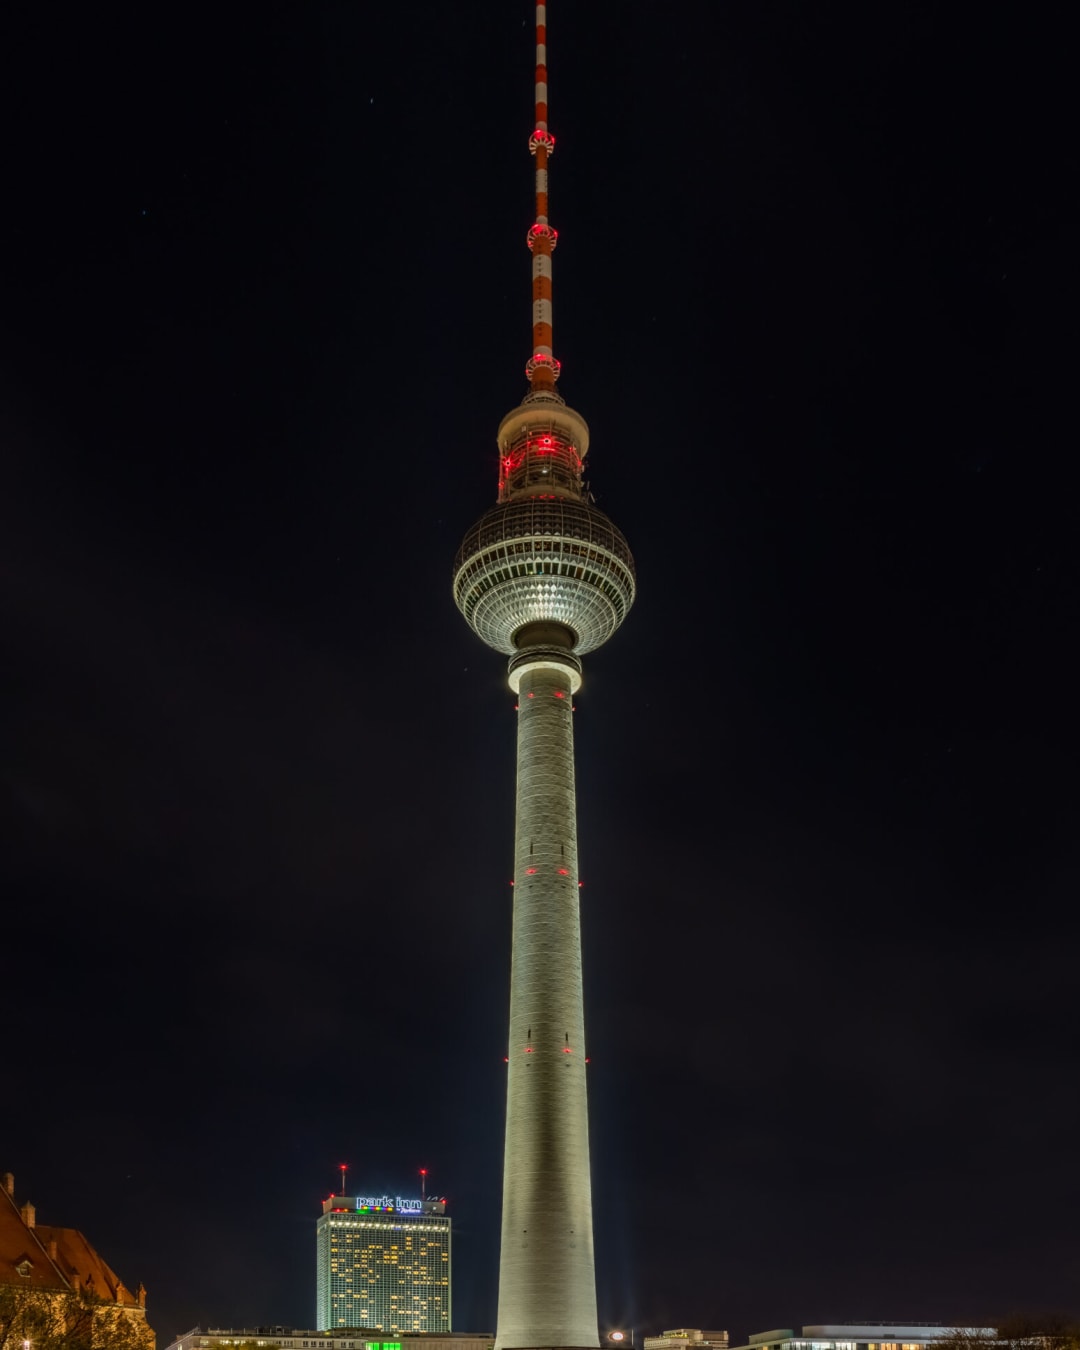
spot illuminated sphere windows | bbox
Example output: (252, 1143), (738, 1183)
(453, 496), (635, 656)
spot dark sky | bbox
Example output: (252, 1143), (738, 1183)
(2, 1), (1077, 1345)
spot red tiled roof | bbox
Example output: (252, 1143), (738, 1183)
(35, 1225), (141, 1306)
(1, 1188), (68, 1292)
(1, 1181), (141, 1305)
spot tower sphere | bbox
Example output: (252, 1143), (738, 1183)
(453, 398), (635, 658)
(454, 497), (634, 657)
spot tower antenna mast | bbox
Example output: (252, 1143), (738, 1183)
(338, 1163), (347, 1198)
(527, 2), (559, 395)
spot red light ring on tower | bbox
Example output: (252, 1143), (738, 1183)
(526, 223), (559, 252)
(526, 353), (562, 381)
(529, 129), (556, 155)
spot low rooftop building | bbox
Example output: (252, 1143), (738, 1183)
(644, 1332), (730, 1350)
(733, 1326), (992, 1350)
(166, 1331), (495, 1350)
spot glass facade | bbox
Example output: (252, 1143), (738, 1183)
(315, 1211), (451, 1334)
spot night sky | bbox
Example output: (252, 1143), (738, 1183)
(2, 1), (1077, 1345)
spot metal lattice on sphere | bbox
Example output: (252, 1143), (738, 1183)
(454, 496), (635, 656)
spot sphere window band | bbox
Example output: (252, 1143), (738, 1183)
(454, 502), (635, 657)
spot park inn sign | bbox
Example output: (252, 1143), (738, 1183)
(354, 1196), (424, 1214)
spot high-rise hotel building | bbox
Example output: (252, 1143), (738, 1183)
(316, 1195), (451, 1334)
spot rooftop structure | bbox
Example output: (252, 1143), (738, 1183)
(453, 7), (634, 1350)
(644, 1332), (730, 1350)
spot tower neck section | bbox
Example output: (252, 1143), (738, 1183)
(527, 3), (559, 394)
(496, 399), (589, 504)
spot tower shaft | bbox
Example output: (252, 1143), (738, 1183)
(497, 661), (597, 1350)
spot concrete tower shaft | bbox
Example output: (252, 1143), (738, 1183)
(497, 659), (596, 1350)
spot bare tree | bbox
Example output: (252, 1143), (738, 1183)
(0, 1283), (153, 1350)
(934, 1321), (1080, 1350)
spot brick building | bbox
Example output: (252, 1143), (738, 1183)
(0, 1170), (154, 1349)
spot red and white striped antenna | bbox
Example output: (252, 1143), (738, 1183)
(526, 2), (560, 393)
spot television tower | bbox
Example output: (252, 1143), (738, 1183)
(453, 6), (635, 1350)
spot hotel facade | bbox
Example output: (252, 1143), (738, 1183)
(315, 1195), (451, 1334)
